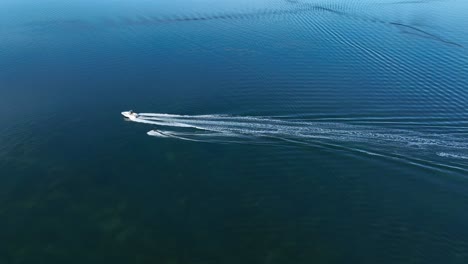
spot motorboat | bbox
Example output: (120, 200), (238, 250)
(121, 110), (139, 120)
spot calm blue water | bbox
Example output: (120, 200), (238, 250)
(1, 0), (468, 263)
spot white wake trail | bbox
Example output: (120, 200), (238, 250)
(127, 112), (468, 172)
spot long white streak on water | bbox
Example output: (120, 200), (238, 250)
(128, 113), (468, 172)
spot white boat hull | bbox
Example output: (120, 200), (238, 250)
(121, 111), (138, 120)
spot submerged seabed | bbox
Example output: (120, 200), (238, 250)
(1, 0), (468, 263)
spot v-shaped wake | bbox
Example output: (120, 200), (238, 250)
(123, 111), (468, 173)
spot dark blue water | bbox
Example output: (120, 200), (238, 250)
(1, 0), (468, 263)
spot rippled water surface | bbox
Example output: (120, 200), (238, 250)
(1, 0), (468, 263)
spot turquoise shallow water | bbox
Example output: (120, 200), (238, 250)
(1, 0), (468, 263)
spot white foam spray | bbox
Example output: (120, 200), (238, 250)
(127, 112), (468, 172)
